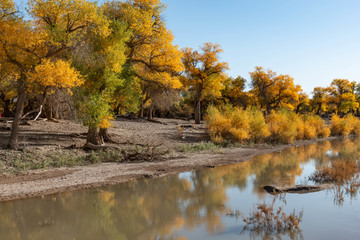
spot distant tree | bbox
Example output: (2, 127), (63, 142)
(182, 43), (229, 124)
(222, 76), (251, 108)
(249, 67), (301, 114)
(294, 91), (310, 114)
(310, 87), (330, 115)
(327, 79), (358, 115)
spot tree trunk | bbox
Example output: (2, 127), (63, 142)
(86, 127), (104, 146)
(148, 106), (153, 119)
(266, 105), (272, 115)
(99, 128), (115, 143)
(54, 103), (59, 119)
(139, 99), (144, 118)
(194, 98), (201, 124)
(8, 81), (26, 149)
(47, 104), (53, 119)
(3, 98), (12, 117)
(316, 104), (321, 115)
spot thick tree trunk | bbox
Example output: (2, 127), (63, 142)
(86, 127), (104, 146)
(8, 82), (26, 149)
(99, 127), (115, 143)
(194, 98), (201, 124)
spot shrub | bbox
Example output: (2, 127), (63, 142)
(331, 114), (352, 136)
(228, 107), (250, 143)
(346, 114), (360, 135)
(330, 114), (360, 136)
(318, 126), (331, 138)
(304, 115), (330, 138)
(352, 119), (360, 135)
(206, 105), (332, 145)
(248, 109), (270, 143)
(206, 105), (232, 143)
(206, 106), (269, 143)
(266, 111), (297, 144)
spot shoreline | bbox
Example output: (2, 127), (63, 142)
(0, 137), (337, 202)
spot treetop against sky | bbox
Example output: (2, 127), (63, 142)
(163, 0), (360, 94)
(14, 0), (360, 94)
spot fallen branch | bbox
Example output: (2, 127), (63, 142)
(47, 118), (61, 123)
(33, 105), (43, 121)
(21, 105), (43, 121)
(264, 184), (334, 194)
(21, 108), (40, 120)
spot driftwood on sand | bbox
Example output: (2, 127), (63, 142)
(264, 184), (334, 194)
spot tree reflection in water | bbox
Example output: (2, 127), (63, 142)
(0, 138), (360, 239)
(239, 227), (304, 240)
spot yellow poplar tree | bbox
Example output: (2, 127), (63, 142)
(104, 0), (184, 118)
(182, 42), (229, 124)
(222, 76), (251, 108)
(0, 0), (109, 149)
(310, 87), (330, 115)
(249, 67), (300, 114)
(294, 91), (309, 114)
(328, 79), (359, 114)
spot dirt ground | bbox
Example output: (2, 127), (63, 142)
(0, 117), (336, 202)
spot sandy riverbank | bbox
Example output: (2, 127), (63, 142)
(0, 118), (337, 202)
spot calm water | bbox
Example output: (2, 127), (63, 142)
(1, 138), (360, 240)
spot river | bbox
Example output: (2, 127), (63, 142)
(1, 138), (360, 240)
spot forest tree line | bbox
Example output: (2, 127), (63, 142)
(1, 0), (359, 149)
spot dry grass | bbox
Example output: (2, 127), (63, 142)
(0, 148), (124, 175)
(120, 143), (170, 162)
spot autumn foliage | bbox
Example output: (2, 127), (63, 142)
(1, 0), (360, 149)
(206, 106), (330, 144)
(330, 114), (360, 136)
(206, 105), (269, 144)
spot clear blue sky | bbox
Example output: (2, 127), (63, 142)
(162, 0), (360, 94)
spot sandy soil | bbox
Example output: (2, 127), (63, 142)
(0, 117), (335, 202)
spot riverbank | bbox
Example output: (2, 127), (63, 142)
(0, 118), (337, 202)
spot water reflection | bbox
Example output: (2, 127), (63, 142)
(1, 138), (360, 239)
(239, 228), (304, 240)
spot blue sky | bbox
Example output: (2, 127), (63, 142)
(162, 0), (360, 94)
